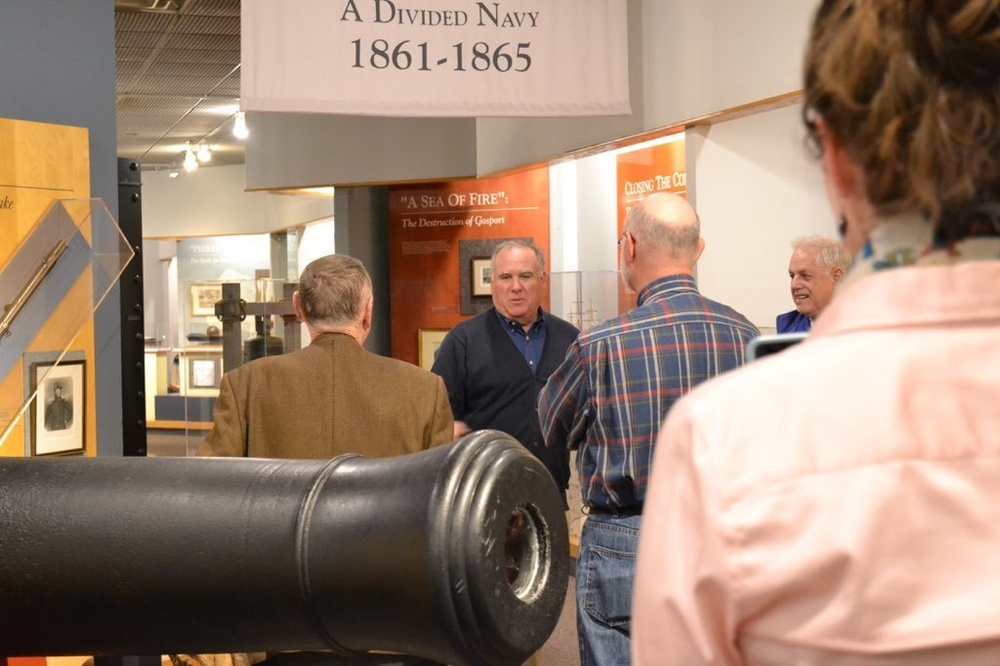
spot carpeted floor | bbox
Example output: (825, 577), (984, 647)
(530, 574), (579, 665)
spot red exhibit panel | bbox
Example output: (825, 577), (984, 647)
(388, 168), (550, 365)
(615, 135), (687, 311)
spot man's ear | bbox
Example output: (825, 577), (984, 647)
(692, 237), (706, 264)
(624, 231), (637, 261)
(832, 267), (845, 283)
(361, 295), (374, 332)
(292, 291), (305, 322)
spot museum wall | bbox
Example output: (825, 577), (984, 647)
(140, 165), (337, 344)
(693, 103), (835, 331)
(142, 165), (333, 239)
(0, 0), (121, 457)
(541, 103), (831, 335)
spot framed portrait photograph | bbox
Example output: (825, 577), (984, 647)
(189, 283), (223, 317)
(470, 257), (493, 297)
(459, 237), (531, 315)
(418, 329), (449, 371)
(30, 358), (85, 456)
(189, 357), (221, 389)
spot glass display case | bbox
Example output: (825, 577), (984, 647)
(145, 276), (301, 454)
(0, 199), (133, 455)
(548, 269), (621, 332)
(142, 230), (303, 456)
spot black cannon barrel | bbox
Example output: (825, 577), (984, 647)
(0, 430), (569, 665)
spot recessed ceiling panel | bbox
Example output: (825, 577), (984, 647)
(114, 0), (244, 170)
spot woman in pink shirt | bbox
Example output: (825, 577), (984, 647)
(633, 0), (1000, 664)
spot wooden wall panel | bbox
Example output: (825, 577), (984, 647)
(388, 168), (550, 365)
(0, 118), (92, 457)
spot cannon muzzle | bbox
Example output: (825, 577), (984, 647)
(0, 431), (569, 665)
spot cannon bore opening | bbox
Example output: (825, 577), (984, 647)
(503, 503), (549, 603)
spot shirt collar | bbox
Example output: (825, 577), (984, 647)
(495, 307), (546, 333)
(636, 274), (698, 307)
(840, 213), (1000, 293)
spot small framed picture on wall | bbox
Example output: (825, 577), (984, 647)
(458, 237), (530, 315)
(470, 257), (492, 297)
(418, 329), (449, 371)
(190, 283), (223, 317)
(30, 358), (86, 456)
(189, 358), (221, 389)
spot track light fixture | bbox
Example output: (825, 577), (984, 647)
(171, 111), (242, 175)
(233, 111), (249, 139)
(183, 143), (199, 172)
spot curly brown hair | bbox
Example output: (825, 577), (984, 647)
(803, 0), (1000, 239)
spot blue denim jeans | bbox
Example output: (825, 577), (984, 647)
(575, 513), (641, 666)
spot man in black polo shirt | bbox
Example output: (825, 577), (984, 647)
(431, 239), (579, 506)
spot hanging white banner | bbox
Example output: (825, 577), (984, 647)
(241, 0), (630, 117)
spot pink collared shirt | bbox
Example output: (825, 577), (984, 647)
(633, 260), (1000, 665)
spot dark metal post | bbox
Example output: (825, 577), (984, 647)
(217, 282), (244, 374)
(117, 158), (146, 456)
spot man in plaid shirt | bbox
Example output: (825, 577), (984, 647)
(538, 192), (759, 666)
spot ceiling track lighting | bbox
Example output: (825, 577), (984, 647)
(170, 110), (243, 175)
(183, 143), (199, 172)
(233, 111), (249, 139)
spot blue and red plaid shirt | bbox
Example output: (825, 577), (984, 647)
(538, 274), (759, 511)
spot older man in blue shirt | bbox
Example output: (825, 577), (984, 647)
(777, 235), (851, 333)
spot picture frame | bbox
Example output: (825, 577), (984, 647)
(418, 329), (449, 371)
(29, 358), (85, 456)
(458, 237), (531, 316)
(188, 357), (221, 389)
(470, 257), (493, 297)
(189, 282), (223, 317)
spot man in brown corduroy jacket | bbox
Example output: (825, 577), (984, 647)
(199, 254), (453, 460)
